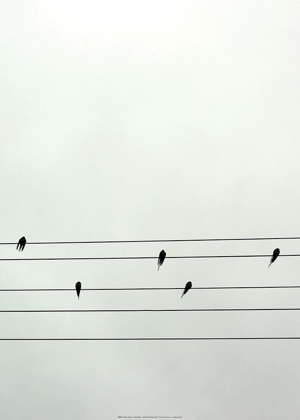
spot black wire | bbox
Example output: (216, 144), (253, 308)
(1, 308), (300, 313)
(3, 235), (300, 245)
(0, 285), (299, 292)
(0, 337), (300, 341)
(0, 254), (299, 261)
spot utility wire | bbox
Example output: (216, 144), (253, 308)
(0, 254), (299, 261)
(3, 235), (300, 245)
(0, 337), (300, 341)
(0, 285), (300, 292)
(1, 308), (300, 313)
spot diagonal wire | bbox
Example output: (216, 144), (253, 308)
(3, 235), (300, 245)
(0, 337), (300, 341)
(0, 254), (299, 261)
(1, 308), (300, 313)
(0, 285), (299, 292)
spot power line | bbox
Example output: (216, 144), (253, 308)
(0, 337), (300, 341)
(1, 308), (300, 313)
(0, 285), (300, 292)
(2, 235), (300, 246)
(0, 254), (299, 261)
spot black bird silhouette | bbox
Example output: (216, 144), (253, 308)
(157, 250), (166, 271)
(16, 236), (26, 251)
(75, 282), (81, 299)
(268, 248), (280, 268)
(181, 281), (192, 298)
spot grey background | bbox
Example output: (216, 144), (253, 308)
(0, 0), (299, 418)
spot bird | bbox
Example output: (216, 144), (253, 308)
(268, 248), (280, 268)
(75, 282), (81, 299)
(157, 250), (166, 270)
(16, 236), (26, 251)
(181, 281), (192, 298)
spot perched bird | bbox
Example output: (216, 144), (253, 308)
(75, 282), (81, 299)
(181, 281), (192, 298)
(268, 248), (280, 268)
(16, 236), (26, 251)
(157, 250), (166, 270)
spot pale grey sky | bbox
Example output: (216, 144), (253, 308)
(0, 0), (300, 419)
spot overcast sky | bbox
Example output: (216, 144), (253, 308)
(0, 0), (300, 419)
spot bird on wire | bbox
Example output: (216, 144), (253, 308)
(16, 237), (26, 252)
(157, 250), (166, 271)
(75, 282), (81, 299)
(181, 281), (192, 298)
(268, 248), (280, 268)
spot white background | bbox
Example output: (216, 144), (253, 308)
(0, 0), (299, 418)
